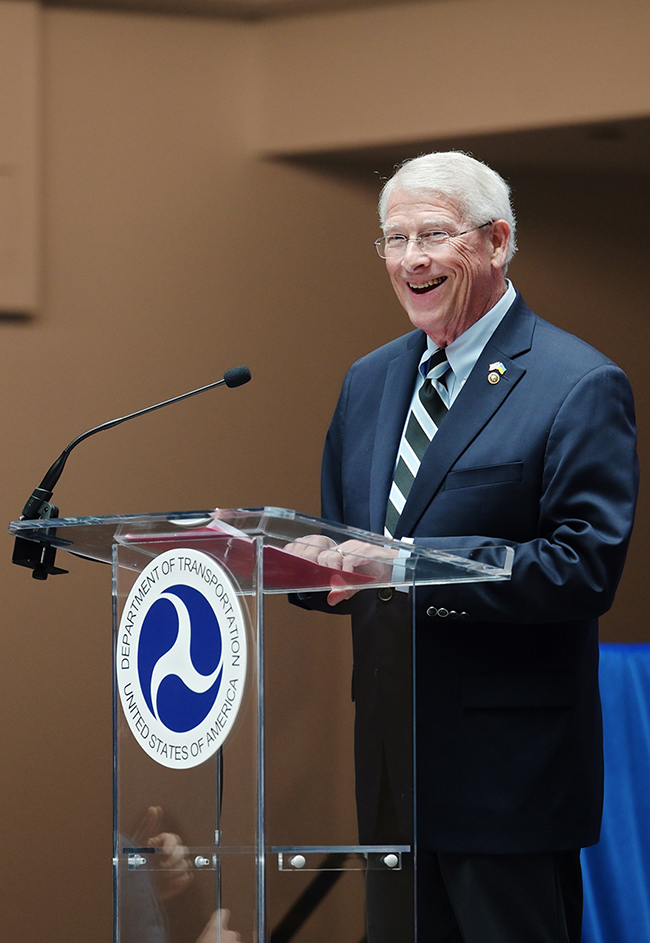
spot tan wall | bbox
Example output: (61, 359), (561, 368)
(254, 0), (650, 154)
(0, 2), (648, 940)
(1, 10), (397, 942)
(0, 1), (40, 311)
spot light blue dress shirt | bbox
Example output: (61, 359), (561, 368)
(415, 279), (516, 408)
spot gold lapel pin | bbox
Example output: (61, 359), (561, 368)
(487, 361), (506, 385)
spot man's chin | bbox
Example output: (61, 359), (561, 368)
(406, 307), (447, 338)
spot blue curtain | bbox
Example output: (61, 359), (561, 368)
(581, 643), (650, 942)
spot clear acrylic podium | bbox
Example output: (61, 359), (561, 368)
(9, 507), (512, 943)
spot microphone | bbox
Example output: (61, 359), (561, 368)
(13, 365), (251, 579)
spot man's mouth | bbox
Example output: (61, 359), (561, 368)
(408, 275), (447, 295)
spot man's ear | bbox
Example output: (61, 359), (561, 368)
(490, 219), (511, 268)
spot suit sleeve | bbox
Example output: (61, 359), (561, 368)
(410, 363), (638, 624)
(320, 366), (351, 526)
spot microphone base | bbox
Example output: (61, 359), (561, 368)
(12, 534), (69, 579)
(12, 503), (69, 579)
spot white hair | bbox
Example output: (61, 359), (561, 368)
(378, 151), (517, 265)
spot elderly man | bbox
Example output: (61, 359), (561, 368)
(290, 152), (638, 943)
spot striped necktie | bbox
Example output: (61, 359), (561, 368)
(385, 349), (449, 538)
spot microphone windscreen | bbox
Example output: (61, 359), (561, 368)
(223, 365), (252, 388)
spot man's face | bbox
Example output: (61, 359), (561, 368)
(382, 189), (510, 347)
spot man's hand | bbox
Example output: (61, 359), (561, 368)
(284, 535), (398, 605)
(196, 909), (242, 943)
(133, 805), (193, 901)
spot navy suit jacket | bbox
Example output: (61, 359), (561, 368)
(304, 294), (638, 855)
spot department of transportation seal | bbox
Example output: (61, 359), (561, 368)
(116, 548), (248, 769)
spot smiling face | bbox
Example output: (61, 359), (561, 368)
(383, 190), (511, 347)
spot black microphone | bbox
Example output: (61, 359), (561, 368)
(13, 365), (251, 578)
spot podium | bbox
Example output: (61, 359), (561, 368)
(9, 507), (512, 943)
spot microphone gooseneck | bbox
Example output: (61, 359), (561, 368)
(13, 365), (252, 578)
(20, 365), (252, 520)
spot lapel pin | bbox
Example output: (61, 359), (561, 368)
(487, 361), (506, 385)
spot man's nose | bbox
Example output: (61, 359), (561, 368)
(402, 237), (429, 264)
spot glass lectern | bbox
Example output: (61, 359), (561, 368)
(9, 507), (512, 943)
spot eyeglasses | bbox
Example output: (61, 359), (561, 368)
(374, 221), (494, 259)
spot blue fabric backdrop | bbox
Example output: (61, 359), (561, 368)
(581, 643), (650, 942)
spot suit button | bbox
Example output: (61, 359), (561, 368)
(378, 587), (394, 602)
(426, 607), (438, 617)
(459, 612), (470, 621)
(437, 608), (449, 618)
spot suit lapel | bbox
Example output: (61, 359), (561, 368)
(393, 298), (535, 539)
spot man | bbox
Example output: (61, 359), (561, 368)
(289, 152), (638, 943)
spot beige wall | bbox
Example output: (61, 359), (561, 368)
(0, 1), (40, 311)
(254, 0), (650, 153)
(1, 1), (648, 940)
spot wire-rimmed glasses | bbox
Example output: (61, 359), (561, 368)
(374, 220), (494, 259)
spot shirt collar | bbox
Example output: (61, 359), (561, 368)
(419, 280), (516, 385)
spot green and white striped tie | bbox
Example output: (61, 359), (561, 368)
(385, 349), (449, 538)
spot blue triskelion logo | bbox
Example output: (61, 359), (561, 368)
(117, 548), (248, 768)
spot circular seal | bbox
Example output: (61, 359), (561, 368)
(116, 548), (248, 769)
